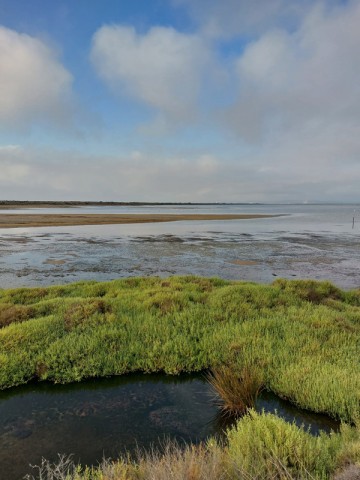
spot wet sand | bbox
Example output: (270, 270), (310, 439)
(0, 213), (275, 229)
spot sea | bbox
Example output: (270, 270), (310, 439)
(0, 203), (359, 289)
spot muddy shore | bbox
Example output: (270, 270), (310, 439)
(0, 213), (275, 229)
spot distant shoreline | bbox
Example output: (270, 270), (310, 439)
(0, 201), (265, 209)
(0, 201), (356, 209)
(0, 213), (276, 229)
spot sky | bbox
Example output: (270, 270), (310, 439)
(0, 0), (359, 203)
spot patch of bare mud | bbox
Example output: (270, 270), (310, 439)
(43, 259), (66, 265)
(231, 260), (258, 266)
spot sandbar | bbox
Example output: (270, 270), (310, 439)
(0, 213), (275, 229)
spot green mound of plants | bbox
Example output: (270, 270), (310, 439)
(0, 276), (359, 422)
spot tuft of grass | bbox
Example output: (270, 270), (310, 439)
(206, 364), (263, 416)
(25, 442), (227, 480)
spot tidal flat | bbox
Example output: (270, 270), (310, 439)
(0, 204), (359, 290)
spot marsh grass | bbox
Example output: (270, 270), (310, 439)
(206, 364), (264, 416)
(0, 276), (359, 422)
(25, 412), (360, 480)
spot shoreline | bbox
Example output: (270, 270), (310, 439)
(0, 213), (276, 229)
(0, 201), (264, 209)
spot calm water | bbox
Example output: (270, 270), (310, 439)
(0, 204), (359, 289)
(0, 374), (339, 480)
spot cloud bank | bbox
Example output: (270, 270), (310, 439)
(1, 144), (359, 203)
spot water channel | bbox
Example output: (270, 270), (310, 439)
(0, 373), (339, 480)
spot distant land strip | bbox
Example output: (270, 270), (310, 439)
(0, 213), (276, 228)
(0, 201), (264, 209)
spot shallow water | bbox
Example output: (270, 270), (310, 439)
(0, 204), (359, 289)
(0, 374), (339, 480)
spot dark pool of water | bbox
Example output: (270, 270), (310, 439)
(0, 374), (340, 480)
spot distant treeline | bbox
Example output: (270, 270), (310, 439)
(0, 200), (261, 206)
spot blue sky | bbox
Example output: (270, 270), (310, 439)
(0, 0), (359, 202)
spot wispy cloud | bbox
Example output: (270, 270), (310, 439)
(173, 0), (313, 38)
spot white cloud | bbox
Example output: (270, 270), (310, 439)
(0, 26), (73, 129)
(90, 25), (211, 122)
(0, 144), (21, 152)
(173, 0), (313, 39)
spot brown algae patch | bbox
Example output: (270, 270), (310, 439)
(231, 260), (258, 266)
(43, 259), (66, 265)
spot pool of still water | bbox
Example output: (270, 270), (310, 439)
(0, 374), (339, 480)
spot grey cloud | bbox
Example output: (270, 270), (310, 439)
(229, 2), (360, 140)
(1, 145), (359, 203)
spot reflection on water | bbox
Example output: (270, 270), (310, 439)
(0, 374), (339, 480)
(0, 204), (359, 289)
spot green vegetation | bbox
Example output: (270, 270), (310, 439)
(0, 276), (359, 423)
(26, 411), (360, 480)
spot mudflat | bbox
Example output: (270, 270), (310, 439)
(0, 213), (275, 228)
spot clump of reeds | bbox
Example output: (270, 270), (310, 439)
(206, 364), (264, 416)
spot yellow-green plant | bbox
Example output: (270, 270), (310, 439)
(0, 276), (359, 422)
